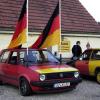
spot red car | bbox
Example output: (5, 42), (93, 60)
(0, 48), (81, 96)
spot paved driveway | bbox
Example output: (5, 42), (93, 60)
(0, 78), (100, 100)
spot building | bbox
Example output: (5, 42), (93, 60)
(0, 0), (100, 58)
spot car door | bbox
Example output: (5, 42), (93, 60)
(4, 51), (19, 85)
(89, 50), (100, 76)
(75, 50), (92, 75)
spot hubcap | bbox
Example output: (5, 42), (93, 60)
(97, 72), (100, 83)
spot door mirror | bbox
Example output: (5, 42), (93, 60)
(79, 57), (83, 60)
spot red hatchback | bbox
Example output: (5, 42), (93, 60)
(0, 48), (81, 96)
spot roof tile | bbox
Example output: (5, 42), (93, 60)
(0, 0), (100, 33)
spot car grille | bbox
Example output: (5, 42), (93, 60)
(46, 72), (74, 80)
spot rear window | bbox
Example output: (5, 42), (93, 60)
(0, 51), (10, 63)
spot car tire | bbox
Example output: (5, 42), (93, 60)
(96, 71), (100, 84)
(19, 78), (32, 96)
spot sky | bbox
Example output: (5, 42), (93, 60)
(79, 0), (100, 22)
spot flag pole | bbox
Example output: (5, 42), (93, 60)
(59, 0), (62, 62)
(59, 0), (61, 45)
(26, 0), (28, 55)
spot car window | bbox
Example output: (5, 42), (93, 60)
(42, 51), (59, 63)
(20, 51), (36, 61)
(80, 50), (91, 60)
(19, 51), (25, 65)
(91, 50), (100, 60)
(19, 51), (25, 59)
(8, 52), (18, 65)
(0, 51), (10, 63)
(19, 50), (60, 66)
(19, 51), (38, 66)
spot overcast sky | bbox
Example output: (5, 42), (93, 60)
(79, 0), (100, 22)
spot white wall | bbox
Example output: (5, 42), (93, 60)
(0, 33), (100, 59)
(0, 34), (39, 49)
(0, 34), (11, 49)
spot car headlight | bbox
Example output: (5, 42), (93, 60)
(74, 72), (79, 78)
(40, 74), (45, 81)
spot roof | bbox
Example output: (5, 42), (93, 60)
(84, 48), (100, 52)
(98, 22), (100, 29)
(0, 0), (100, 33)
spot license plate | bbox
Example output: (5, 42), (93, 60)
(54, 82), (70, 88)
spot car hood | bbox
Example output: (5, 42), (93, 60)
(29, 64), (78, 74)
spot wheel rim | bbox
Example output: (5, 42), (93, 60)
(20, 80), (27, 94)
(97, 72), (100, 83)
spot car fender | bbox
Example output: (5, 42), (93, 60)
(18, 74), (31, 83)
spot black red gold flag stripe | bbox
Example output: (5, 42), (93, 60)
(8, 0), (27, 49)
(30, 2), (60, 49)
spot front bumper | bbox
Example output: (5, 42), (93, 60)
(30, 78), (82, 91)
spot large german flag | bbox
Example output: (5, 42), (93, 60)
(8, 0), (27, 49)
(30, 2), (60, 49)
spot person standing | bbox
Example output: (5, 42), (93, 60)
(86, 42), (90, 49)
(72, 41), (82, 60)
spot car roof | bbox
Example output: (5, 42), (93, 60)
(84, 48), (100, 52)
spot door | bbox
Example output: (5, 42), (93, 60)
(75, 50), (92, 75)
(5, 51), (19, 85)
(89, 50), (100, 76)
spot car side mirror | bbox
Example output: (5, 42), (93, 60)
(79, 57), (83, 60)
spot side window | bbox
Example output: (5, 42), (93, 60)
(0, 51), (10, 63)
(19, 51), (38, 65)
(81, 50), (91, 60)
(19, 51), (25, 65)
(8, 52), (18, 64)
(91, 50), (100, 60)
(19, 52), (25, 59)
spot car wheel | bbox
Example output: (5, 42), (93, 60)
(19, 78), (32, 96)
(96, 71), (100, 84)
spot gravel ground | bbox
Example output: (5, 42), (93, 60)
(0, 78), (100, 100)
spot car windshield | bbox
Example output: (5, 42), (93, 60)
(19, 50), (60, 66)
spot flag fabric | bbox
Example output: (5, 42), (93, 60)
(30, 2), (60, 49)
(8, 0), (27, 49)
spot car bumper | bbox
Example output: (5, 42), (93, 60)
(30, 78), (82, 92)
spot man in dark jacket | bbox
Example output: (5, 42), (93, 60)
(72, 41), (82, 60)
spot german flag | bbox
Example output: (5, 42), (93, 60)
(8, 0), (27, 49)
(30, 2), (60, 49)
